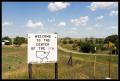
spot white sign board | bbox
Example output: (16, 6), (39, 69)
(28, 34), (57, 64)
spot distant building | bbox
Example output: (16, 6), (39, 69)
(2, 41), (5, 45)
(2, 40), (10, 46)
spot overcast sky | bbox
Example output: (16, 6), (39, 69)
(2, 2), (118, 38)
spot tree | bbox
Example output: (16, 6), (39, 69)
(80, 41), (96, 53)
(114, 39), (119, 54)
(76, 40), (82, 46)
(54, 32), (58, 34)
(90, 44), (96, 53)
(14, 36), (26, 46)
(80, 42), (91, 53)
(104, 35), (118, 44)
(104, 35), (118, 54)
(85, 37), (89, 42)
(62, 40), (67, 44)
(96, 38), (104, 44)
(64, 37), (71, 40)
(68, 39), (74, 44)
(2, 36), (12, 45)
(21, 37), (27, 43)
(89, 37), (94, 44)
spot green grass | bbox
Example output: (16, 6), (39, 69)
(2, 46), (118, 79)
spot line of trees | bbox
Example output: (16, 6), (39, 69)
(60, 34), (118, 54)
(2, 36), (27, 46)
(14, 37), (27, 46)
(61, 37), (97, 53)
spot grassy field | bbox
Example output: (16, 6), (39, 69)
(2, 46), (118, 79)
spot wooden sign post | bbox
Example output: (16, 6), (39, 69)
(28, 63), (32, 79)
(55, 62), (58, 79)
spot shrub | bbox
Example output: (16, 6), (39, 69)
(80, 42), (91, 53)
(5, 42), (11, 45)
(14, 36), (27, 46)
(80, 42), (96, 53)
(62, 40), (67, 44)
(90, 45), (96, 53)
(68, 39), (74, 44)
(72, 44), (77, 50)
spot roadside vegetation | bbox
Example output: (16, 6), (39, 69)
(59, 34), (118, 55)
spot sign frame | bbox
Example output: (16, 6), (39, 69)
(27, 33), (58, 64)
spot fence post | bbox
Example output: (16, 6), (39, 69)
(70, 52), (72, 66)
(89, 55), (91, 79)
(8, 66), (11, 79)
(55, 62), (58, 79)
(28, 63), (32, 79)
(108, 53), (111, 78)
(93, 55), (96, 79)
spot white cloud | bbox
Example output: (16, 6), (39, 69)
(96, 15), (104, 20)
(109, 10), (118, 16)
(71, 27), (77, 30)
(26, 20), (43, 28)
(94, 23), (102, 28)
(2, 21), (12, 27)
(94, 23), (99, 27)
(48, 2), (70, 12)
(110, 26), (118, 29)
(48, 18), (55, 22)
(107, 26), (118, 34)
(58, 21), (66, 26)
(86, 27), (93, 31)
(68, 27), (77, 33)
(88, 2), (118, 11)
(70, 16), (89, 26)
